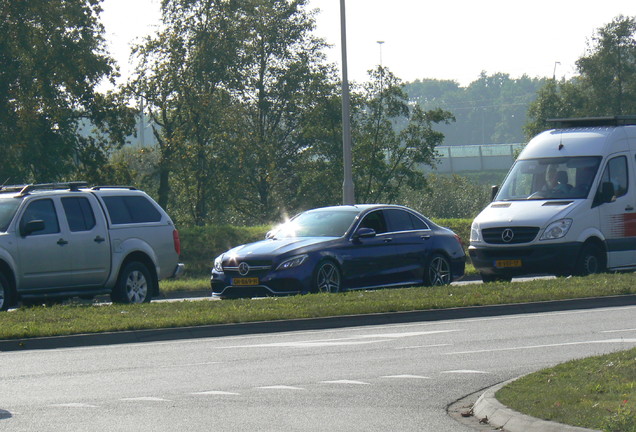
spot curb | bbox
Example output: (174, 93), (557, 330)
(472, 379), (601, 432)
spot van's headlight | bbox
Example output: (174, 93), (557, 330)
(540, 219), (572, 240)
(213, 255), (223, 272)
(470, 221), (482, 242)
(276, 254), (308, 271)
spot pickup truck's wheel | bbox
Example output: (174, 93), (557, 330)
(0, 273), (12, 311)
(112, 262), (152, 304)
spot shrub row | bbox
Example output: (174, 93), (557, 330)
(178, 219), (473, 276)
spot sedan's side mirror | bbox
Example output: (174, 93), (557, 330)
(354, 227), (376, 239)
(21, 219), (45, 237)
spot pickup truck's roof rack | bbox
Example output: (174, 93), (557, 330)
(91, 186), (137, 190)
(0, 182), (88, 196)
(547, 115), (636, 128)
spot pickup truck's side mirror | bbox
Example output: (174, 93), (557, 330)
(20, 220), (45, 237)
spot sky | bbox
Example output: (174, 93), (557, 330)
(100, 0), (636, 88)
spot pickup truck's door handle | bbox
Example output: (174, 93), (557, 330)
(57, 238), (68, 246)
(94, 236), (106, 243)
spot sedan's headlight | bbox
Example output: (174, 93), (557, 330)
(213, 255), (223, 272)
(276, 254), (308, 271)
(540, 219), (573, 240)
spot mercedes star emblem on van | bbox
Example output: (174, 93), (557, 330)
(501, 228), (514, 243)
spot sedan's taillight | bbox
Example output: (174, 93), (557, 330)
(173, 229), (181, 255)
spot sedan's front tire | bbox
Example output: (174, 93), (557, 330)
(313, 260), (342, 293)
(425, 254), (452, 286)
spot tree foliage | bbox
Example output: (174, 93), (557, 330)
(525, 15), (636, 137)
(0, 0), (134, 184)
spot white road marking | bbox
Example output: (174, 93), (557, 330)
(120, 397), (171, 402)
(192, 391), (240, 396)
(441, 370), (490, 374)
(256, 385), (305, 390)
(321, 380), (371, 385)
(381, 375), (431, 379)
(447, 338), (636, 355)
(395, 343), (451, 350)
(602, 328), (636, 334)
(50, 403), (98, 408)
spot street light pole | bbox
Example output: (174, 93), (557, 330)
(340, 0), (354, 205)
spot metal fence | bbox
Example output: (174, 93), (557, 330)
(429, 143), (525, 173)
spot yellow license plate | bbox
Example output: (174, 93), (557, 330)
(232, 277), (259, 286)
(495, 260), (522, 268)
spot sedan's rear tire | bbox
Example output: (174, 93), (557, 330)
(425, 254), (452, 286)
(112, 262), (152, 304)
(313, 261), (342, 293)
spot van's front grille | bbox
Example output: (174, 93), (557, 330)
(482, 227), (540, 244)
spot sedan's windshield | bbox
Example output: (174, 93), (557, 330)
(497, 156), (602, 201)
(271, 210), (359, 238)
(0, 197), (21, 232)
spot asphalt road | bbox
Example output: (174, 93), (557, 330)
(1, 300), (635, 431)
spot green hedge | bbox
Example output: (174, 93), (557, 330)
(178, 219), (473, 276)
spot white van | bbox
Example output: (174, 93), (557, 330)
(469, 116), (636, 282)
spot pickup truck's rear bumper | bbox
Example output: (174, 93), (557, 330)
(171, 263), (185, 278)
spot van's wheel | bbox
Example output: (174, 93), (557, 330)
(425, 254), (452, 286)
(313, 260), (342, 293)
(574, 243), (605, 276)
(112, 262), (152, 304)
(0, 273), (13, 311)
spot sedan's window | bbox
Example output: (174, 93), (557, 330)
(273, 210), (359, 238)
(359, 211), (387, 234)
(385, 209), (413, 232)
(409, 213), (430, 230)
(20, 199), (60, 235)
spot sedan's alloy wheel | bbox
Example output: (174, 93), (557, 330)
(428, 254), (451, 286)
(315, 261), (341, 293)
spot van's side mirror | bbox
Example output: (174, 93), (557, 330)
(491, 185), (499, 201)
(20, 219), (45, 237)
(593, 182), (615, 206)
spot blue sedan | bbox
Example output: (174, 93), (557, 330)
(211, 205), (465, 298)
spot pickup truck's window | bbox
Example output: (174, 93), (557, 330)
(21, 199), (59, 235)
(0, 198), (21, 232)
(62, 197), (96, 232)
(103, 196), (162, 224)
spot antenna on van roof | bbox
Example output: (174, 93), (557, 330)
(547, 115), (636, 128)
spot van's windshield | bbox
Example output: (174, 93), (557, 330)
(496, 156), (602, 201)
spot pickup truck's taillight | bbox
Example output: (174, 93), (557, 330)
(173, 229), (181, 255)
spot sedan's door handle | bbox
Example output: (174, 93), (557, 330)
(383, 237), (393, 243)
(94, 236), (106, 243)
(57, 238), (68, 246)
(421, 235), (431, 240)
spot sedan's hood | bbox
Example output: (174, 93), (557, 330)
(225, 237), (335, 259)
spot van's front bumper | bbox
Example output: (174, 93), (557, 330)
(468, 242), (582, 277)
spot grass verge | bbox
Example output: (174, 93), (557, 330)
(1, 272), (634, 340)
(496, 347), (636, 431)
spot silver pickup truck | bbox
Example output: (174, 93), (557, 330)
(0, 182), (184, 310)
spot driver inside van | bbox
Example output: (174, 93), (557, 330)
(542, 165), (570, 195)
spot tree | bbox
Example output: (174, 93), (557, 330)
(0, 0), (134, 184)
(526, 15), (636, 137)
(352, 67), (455, 204)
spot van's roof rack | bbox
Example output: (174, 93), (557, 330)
(547, 115), (636, 128)
(0, 182), (88, 196)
